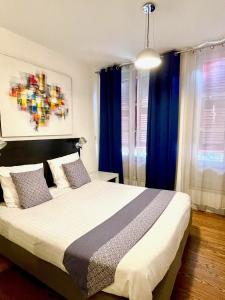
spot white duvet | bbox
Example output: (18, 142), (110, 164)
(0, 181), (191, 300)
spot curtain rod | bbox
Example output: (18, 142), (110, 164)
(175, 37), (225, 54)
(95, 37), (225, 74)
(95, 61), (132, 74)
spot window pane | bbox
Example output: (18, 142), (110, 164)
(198, 58), (225, 166)
(121, 69), (129, 155)
(121, 66), (149, 186)
(136, 71), (149, 153)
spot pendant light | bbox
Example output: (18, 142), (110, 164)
(135, 3), (161, 70)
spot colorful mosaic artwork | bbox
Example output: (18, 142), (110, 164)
(9, 73), (69, 131)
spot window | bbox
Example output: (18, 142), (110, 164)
(198, 58), (225, 167)
(179, 48), (225, 206)
(121, 69), (130, 156)
(121, 68), (149, 157)
(136, 71), (149, 155)
(121, 65), (149, 186)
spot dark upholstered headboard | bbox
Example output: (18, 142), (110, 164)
(0, 138), (80, 202)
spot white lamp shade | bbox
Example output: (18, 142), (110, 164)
(135, 48), (161, 70)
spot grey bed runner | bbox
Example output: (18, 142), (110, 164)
(63, 188), (175, 298)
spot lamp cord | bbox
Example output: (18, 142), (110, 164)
(146, 5), (150, 48)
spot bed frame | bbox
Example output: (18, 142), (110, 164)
(0, 139), (191, 300)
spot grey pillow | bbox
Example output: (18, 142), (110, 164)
(10, 168), (52, 209)
(62, 159), (91, 189)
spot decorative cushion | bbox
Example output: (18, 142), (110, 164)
(47, 152), (79, 189)
(10, 168), (52, 209)
(0, 163), (43, 208)
(62, 159), (91, 189)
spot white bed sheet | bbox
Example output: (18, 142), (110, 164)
(0, 181), (191, 300)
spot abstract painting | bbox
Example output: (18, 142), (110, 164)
(9, 72), (69, 131)
(0, 53), (72, 137)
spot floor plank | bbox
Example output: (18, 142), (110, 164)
(172, 211), (225, 300)
(0, 255), (12, 272)
(0, 210), (225, 299)
(0, 267), (64, 300)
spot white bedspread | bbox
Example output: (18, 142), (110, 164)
(0, 181), (191, 300)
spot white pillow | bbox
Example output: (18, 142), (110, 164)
(47, 153), (79, 189)
(0, 163), (43, 208)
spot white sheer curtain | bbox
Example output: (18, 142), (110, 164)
(177, 46), (225, 214)
(121, 65), (149, 186)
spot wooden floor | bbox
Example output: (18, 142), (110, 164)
(172, 211), (225, 300)
(0, 210), (225, 300)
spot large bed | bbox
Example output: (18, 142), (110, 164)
(0, 139), (191, 300)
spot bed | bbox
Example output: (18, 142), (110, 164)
(0, 139), (191, 300)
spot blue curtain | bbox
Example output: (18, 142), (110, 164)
(146, 51), (180, 190)
(99, 66), (124, 183)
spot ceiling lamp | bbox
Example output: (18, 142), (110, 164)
(135, 3), (161, 70)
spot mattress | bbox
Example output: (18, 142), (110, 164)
(0, 181), (191, 300)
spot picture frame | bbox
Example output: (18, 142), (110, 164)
(0, 53), (73, 137)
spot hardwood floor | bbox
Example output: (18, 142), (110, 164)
(172, 211), (225, 300)
(0, 210), (224, 300)
(0, 265), (64, 300)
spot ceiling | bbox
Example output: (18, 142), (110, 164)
(0, 0), (224, 68)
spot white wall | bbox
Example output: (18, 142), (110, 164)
(0, 27), (97, 172)
(92, 72), (100, 168)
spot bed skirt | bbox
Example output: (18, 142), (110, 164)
(0, 214), (191, 300)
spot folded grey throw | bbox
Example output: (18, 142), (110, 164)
(63, 188), (175, 298)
